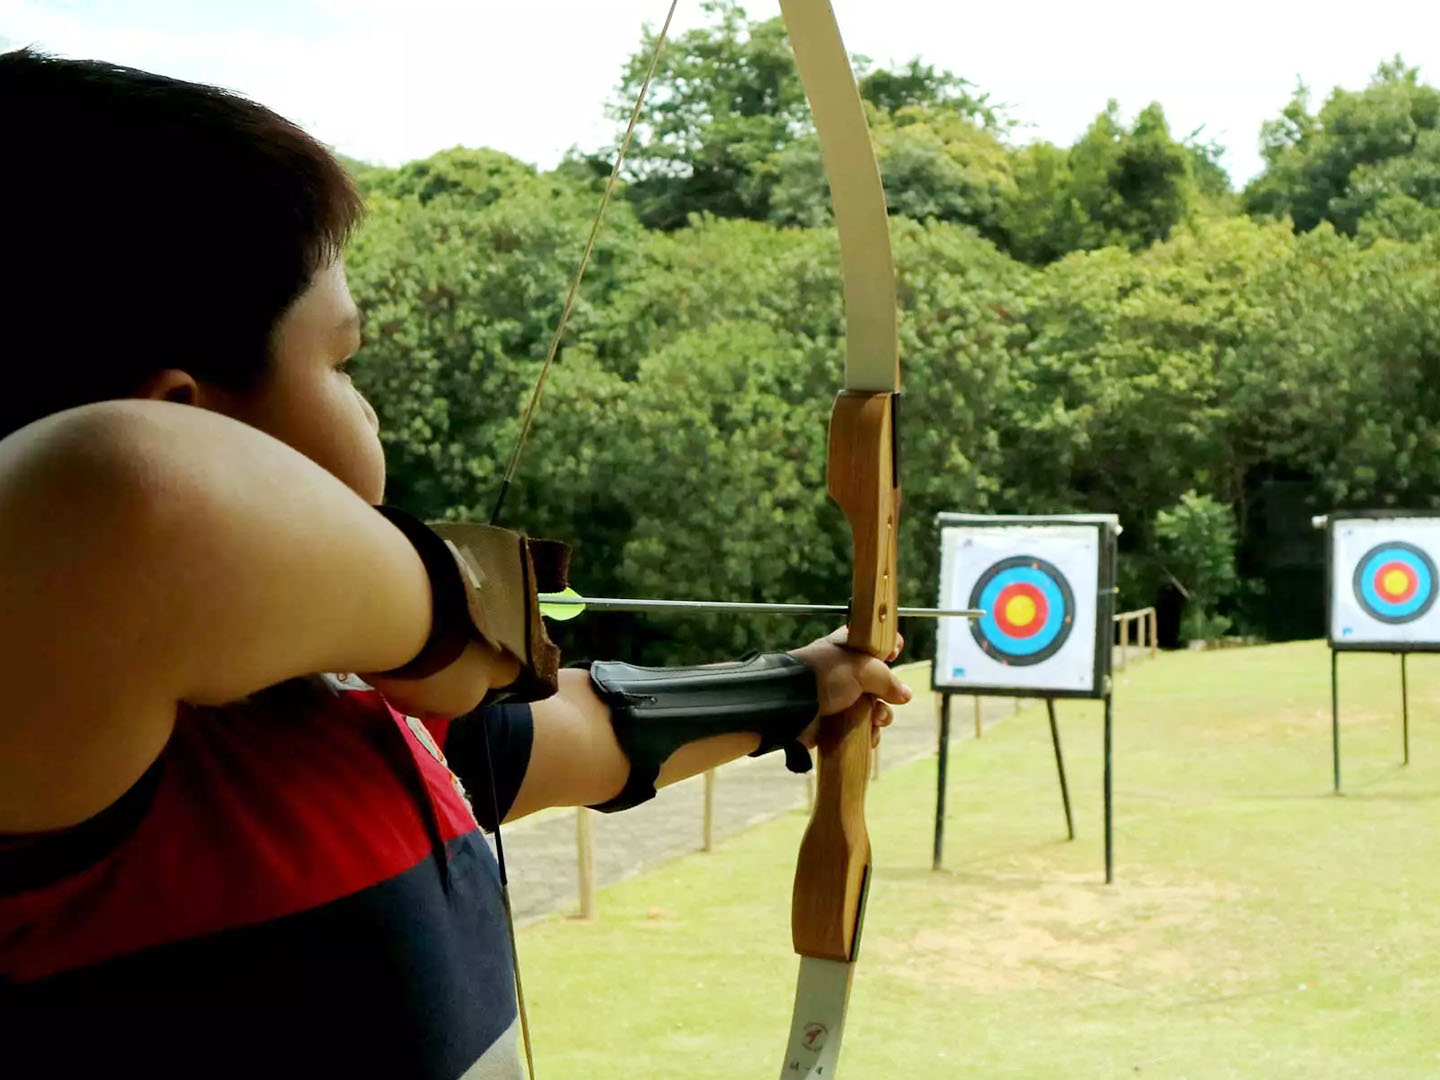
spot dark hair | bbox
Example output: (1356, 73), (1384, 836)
(0, 48), (365, 438)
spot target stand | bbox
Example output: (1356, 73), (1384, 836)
(1319, 512), (1440, 792)
(930, 514), (1120, 883)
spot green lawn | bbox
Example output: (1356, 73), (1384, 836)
(517, 642), (1440, 1078)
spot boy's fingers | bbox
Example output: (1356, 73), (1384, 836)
(884, 631), (906, 662)
(869, 700), (892, 747)
(856, 655), (911, 704)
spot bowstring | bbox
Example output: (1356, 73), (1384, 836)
(483, 5), (681, 1076)
(490, 0), (682, 526)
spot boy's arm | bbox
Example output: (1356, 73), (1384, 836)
(507, 670), (761, 820)
(0, 400), (489, 832)
(505, 636), (912, 821)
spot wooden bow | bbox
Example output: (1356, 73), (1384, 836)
(776, 1), (901, 1075)
(487, 4), (898, 1075)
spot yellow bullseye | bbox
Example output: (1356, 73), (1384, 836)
(1382, 568), (1411, 598)
(1004, 593), (1038, 627)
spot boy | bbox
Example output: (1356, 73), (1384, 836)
(0, 49), (909, 1078)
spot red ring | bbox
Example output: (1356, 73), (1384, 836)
(994, 583), (1048, 639)
(1373, 560), (1419, 603)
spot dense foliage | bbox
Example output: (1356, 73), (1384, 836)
(345, 2), (1440, 660)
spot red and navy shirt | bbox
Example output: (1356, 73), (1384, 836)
(0, 675), (533, 1079)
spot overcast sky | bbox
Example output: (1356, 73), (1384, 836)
(5, 0), (1439, 187)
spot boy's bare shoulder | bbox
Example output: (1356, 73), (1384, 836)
(0, 401), (204, 831)
(0, 400), (189, 526)
(0, 399), (432, 831)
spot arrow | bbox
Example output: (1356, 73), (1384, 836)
(537, 589), (982, 621)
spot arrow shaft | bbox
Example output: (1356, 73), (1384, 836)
(537, 594), (980, 619)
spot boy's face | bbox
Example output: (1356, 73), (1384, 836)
(204, 259), (386, 504)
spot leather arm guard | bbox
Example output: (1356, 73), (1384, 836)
(373, 505), (571, 704)
(586, 653), (820, 813)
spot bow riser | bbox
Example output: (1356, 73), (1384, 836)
(790, 389), (898, 964)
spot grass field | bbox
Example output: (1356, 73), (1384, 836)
(516, 641), (1440, 1078)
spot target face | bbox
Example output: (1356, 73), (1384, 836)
(935, 516), (1112, 696)
(1329, 516), (1440, 649)
(1352, 542), (1437, 624)
(968, 556), (1076, 665)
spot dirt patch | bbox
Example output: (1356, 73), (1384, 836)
(872, 868), (1245, 995)
(1202, 704), (1358, 743)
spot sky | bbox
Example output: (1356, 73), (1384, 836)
(5, 0), (1440, 188)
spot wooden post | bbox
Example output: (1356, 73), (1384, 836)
(1149, 608), (1158, 659)
(973, 694), (983, 738)
(576, 806), (596, 920)
(702, 768), (716, 852)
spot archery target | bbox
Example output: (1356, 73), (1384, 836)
(969, 556), (1075, 665)
(935, 518), (1112, 696)
(1330, 517), (1440, 647)
(1352, 542), (1435, 623)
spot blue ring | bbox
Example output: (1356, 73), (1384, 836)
(977, 569), (1066, 655)
(968, 556), (1075, 666)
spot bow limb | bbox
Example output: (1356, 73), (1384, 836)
(777, 1), (900, 1076)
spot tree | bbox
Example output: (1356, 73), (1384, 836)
(1066, 102), (1198, 251)
(344, 180), (655, 523)
(599, 2), (1009, 233)
(1246, 58), (1440, 235)
(598, 1), (811, 229)
(1000, 103), (1200, 263)
(998, 141), (1082, 264)
(362, 147), (542, 210)
(335, 39), (1440, 654)
(859, 59), (1008, 132)
(768, 104), (1016, 236)
(1155, 492), (1239, 642)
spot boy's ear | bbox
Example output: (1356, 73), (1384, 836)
(131, 368), (201, 405)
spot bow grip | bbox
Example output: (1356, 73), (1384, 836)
(790, 389), (900, 964)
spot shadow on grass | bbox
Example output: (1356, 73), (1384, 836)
(887, 838), (1082, 883)
(1159, 981), (1306, 1013)
(1333, 788), (1440, 801)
